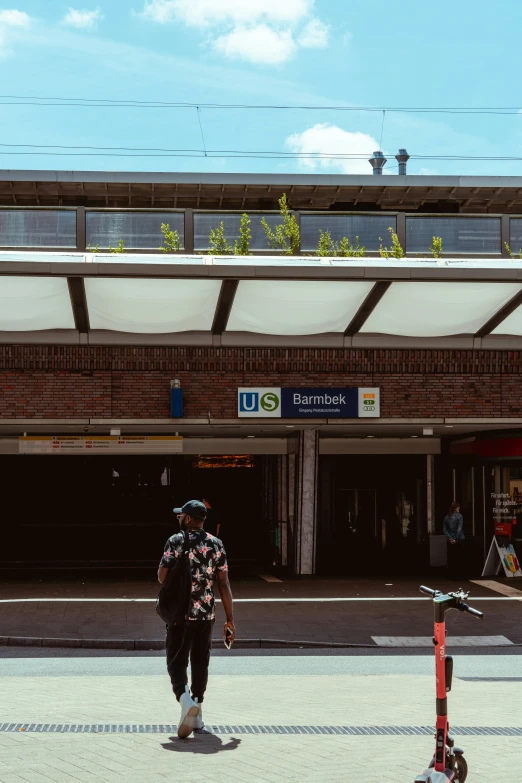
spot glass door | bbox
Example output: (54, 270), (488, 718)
(335, 488), (378, 574)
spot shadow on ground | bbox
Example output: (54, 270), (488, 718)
(162, 734), (241, 754)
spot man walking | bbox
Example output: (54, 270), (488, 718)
(158, 499), (235, 738)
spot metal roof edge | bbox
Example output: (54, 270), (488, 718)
(3, 170), (522, 188)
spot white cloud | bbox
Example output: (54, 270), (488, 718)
(213, 24), (296, 65)
(298, 18), (328, 48)
(0, 9), (31, 58)
(286, 123), (380, 175)
(142, 0), (313, 26)
(0, 9), (30, 25)
(141, 0), (329, 65)
(63, 8), (104, 29)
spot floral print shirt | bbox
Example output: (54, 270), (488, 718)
(159, 529), (228, 621)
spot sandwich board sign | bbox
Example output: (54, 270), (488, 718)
(482, 535), (522, 578)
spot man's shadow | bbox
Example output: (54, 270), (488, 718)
(162, 733), (241, 755)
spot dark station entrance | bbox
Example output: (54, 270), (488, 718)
(0, 454), (265, 576)
(317, 454), (429, 576)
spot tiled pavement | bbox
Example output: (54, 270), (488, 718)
(0, 670), (521, 782)
(1, 733), (518, 783)
(1, 577), (521, 646)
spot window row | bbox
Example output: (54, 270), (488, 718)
(1, 209), (522, 255)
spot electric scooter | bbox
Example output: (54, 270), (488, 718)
(414, 586), (484, 783)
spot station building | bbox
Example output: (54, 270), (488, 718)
(1, 168), (522, 578)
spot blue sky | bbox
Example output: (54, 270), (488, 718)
(1, 0), (522, 176)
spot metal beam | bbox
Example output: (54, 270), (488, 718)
(344, 281), (391, 336)
(474, 288), (522, 338)
(76, 206), (86, 251)
(2, 327), (522, 349)
(212, 279), (239, 335)
(67, 277), (90, 333)
(501, 214), (510, 257)
(2, 258), (522, 282)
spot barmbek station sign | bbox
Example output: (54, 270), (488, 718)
(238, 387), (380, 418)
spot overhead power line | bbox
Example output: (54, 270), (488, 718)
(2, 143), (522, 161)
(0, 94), (522, 115)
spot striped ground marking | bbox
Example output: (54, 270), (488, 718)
(471, 579), (522, 599)
(1, 723), (521, 736)
(372, 635), (513, 647)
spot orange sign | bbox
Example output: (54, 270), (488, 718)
(495, 521), (513, 538)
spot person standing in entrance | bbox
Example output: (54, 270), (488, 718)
(158, 499), (235, 738)
(443, 501), (465, 576)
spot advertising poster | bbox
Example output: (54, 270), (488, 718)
(482, 535), (522, 578)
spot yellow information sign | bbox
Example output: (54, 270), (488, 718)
(19, 436), (183, 454)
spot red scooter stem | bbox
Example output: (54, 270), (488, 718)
(434, 620), (448, 773)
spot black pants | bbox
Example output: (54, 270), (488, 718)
(166, 620), (214, 703)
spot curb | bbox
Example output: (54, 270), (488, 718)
(0, 636), (378, 651)
(1, 636), (520, 651)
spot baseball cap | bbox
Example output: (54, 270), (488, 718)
(173, 500), (207, 520)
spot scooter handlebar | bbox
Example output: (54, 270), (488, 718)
(460, 603), (484, 619)
(419, 585), (439, 597)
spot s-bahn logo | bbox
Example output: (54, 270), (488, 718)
(238, 388), (281, 417)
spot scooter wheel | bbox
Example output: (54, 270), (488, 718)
(453, 754), (468, 783)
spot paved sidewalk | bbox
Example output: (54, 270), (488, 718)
(0, 577), (521, 648)
(0, 664), (521, 782)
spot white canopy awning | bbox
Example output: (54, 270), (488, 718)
(361, 281), (522, 337)
(85, 277), (221, 333)
(0, 276), (74, 331)
(1, 252), (522, 348)
(227, 280), (375, 335)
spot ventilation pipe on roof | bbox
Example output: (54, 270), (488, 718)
(395, 149), (410, 175)
(369, 150), (387, 175)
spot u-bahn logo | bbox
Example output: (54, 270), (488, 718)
(238, 388), (281, 417)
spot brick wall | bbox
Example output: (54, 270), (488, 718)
(0, 347), (521, 419)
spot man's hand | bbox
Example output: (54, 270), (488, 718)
(217, 570), (234, 643)
(223, 620), (236, 643)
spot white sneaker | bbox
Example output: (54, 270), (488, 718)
(177, 686), (200, 739)
(193, 697), (204, 731)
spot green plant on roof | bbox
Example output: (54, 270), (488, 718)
(504, 242), (522, 259)
(316, 231), (366, 258)
(316, 229), (336, 257)
(379, 226), (405, 259)
(261, 193), (300, 256)
(430, 236), (443, 259)
(234, 213), (252, 255)
(339, 235), (366, 258)
(159, 223), (182, 253)
(109, 239), (125, 254)
(208, 221), (232, 255)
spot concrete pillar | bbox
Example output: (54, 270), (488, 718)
(294, 430), (319, 575)
(279, 455), (288, 568)
(427, 454), (435, 535)
(288, 451), (296, 572)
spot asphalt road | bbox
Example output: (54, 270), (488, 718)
(1, 648), (521, 678)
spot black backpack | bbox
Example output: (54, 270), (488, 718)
(156, 530), (192, 626)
